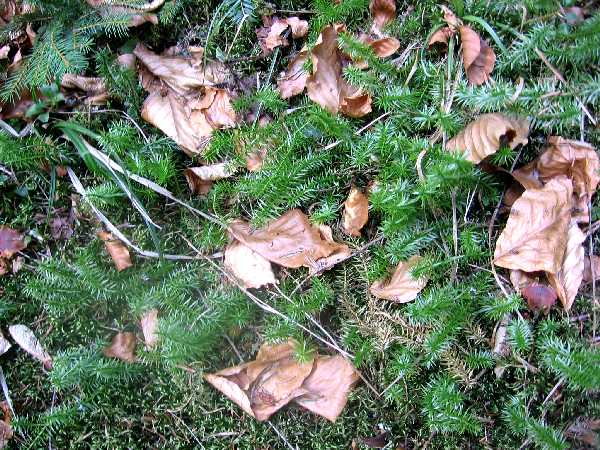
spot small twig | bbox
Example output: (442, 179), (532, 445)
(542, 378), (564, 405)
(268, 421), (297, 450)
(321, 112), (391, 152)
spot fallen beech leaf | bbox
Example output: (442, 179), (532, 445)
(98, 231), (133, 271)
(446, 113), (529, 163)
(583, 256), (600, 285)
(310, 225), (351, 275)
(184, 162), (233, 195)
(306, 25), (372, 118)
(0, 401), (12, 449)
(256, 16), (308, 53)
(357, 33), (401, 59)
(357, 431), (391, 449)
(0, 226), (26, 258)
(8, 324), (52, 369)
(229, 209), (348, 270)
(61, 74), (108, 105)
(440, 5), (461, 29)
(370, 0), (396, 33)
(103, 332), (137, 362)
(572, 194), (590, 224)
(513, 137), (599, 197)
(547, 221), (585, 310)
(0, 331), (11, 357)
(224, 240), (277, 289)
(459, 25), (495, 85)
(494, 176), (573, 274)
(509, 269), (544, 291)
(566, 417), (600, 447)
(428, 26), (454, 51)
(294, 355), (359, 422)
(277, 50), (309, 99)
(140, 309), (159, 350)
(522, 284), (557, 313)
(343, 187), (369, 237)
(370, 255), (428, 303)
(245, 146), (269, 172)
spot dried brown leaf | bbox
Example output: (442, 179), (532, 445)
(8, 324), (52, 369)
(566, 417), (600, 447)
(370, 0), (396, 33)
(459, 26), (495, 85)
(229, 209), (348, 270)
(427, 26), (455, 51)
(310, 225), (351, 275)
(98, 231), (133, 271)
(224, 240), (277, 289)
(370, 255), (428, 303)
(547, 221), (585, 310)
(61, 74), (108, 105)
(184, 162), (233, 195)
(277, 50), (309, 99)
(494, 176), (573, 274)
(103, 332), (137, 363)
(256, 16), (308, 53)
(440, 5), (461, 29)
(140, 309), (159, 350)
(0, 226), (25, 259)
(0, 401), (12, 449)
(86, 0), (165, 27)
(446, 113), (529, 163)
(583, 255), (600, 285)
(343, 187), (369, 236)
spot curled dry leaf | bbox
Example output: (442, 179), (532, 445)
(140, 309), (159, 350)
(370, 0), (396, 33)
(0, 226), (26, 258)
(521, 284), (557, 314)
(224, 240), (277, 289)
(446, 113), (529, 163)
(184, 162), (233, 195)
(428, 26), (454, 51)
(229, 209), (349, 271)
(547, 221), (585, 310)
(306, 25), (372, 118)
(8, 324), (52, 369)
(494, 176), (573, 274)
(509, 269), (541, 291)
(98, 231), (133, 271)
(459, 25), (495, 86)
(311, 225), (351, 275)
(440, 5), (461, 29)
(61, 74), (108, 105)
(256, 16), (308, 53)
(103, 332), (137, 363)
(0, 331), (11, 357)
(277, 50), (309, 99)
(0, 401), (12, 450)
(343, 187), (369, 237)
(370, 255), (428, 303)
(583, 255), (600, 285)
(205, 340), (358, 422)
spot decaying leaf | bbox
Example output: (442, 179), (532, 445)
(306, 25), (372, 118)
(370, 0), (396, 33)
(277, 50), (309, 99)
(311, 225), (351, 275)
(370, 255), (428, 303)
(583, 255), (600, 285)
(565, 417), (600, 448)
(224, 240), (277, 289)
(343, 187), (369, 237)
(0, 226), (26, 259)
(256, 16), (308, 53)
(140, 309), (159, 350)
(509, 269), (541, 291)
(0, 332), (11, 358)
(446, 113), (529, 163)
(8, 324), (52, 369)
(494, 176), (573, 274)
(428, 26), (454, 51)
(61, 74), (108, 105)
(205, 340), (358, 422)
(513, 137), (599, 196)
(0, 401), (12, 450)
(229, 209), (349, 272)
(98, 231), (133, 271)
(547, 221), (585, 310)
(184, 162), (234, 195)
(459, 25), (495, 85)
(521, 284), (557, 313)
(103, 332), (137, 362)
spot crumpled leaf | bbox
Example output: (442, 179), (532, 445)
(343, 187), (369, 237)
(521, 284), (557, 314)
(547, 220), (585, 310)
(370, 255), (428, 303)
(86, 0), (165, 27)
(0, 401), (12, 450)
(428, 26), (454, 51)
(311, 225), (351, 275)
(513, 137), (599, 197)
(446, 113), (529, 163)
(459, 25), (495, 85)
(224, 240), (277, 289)
(61, 74), (108, 105)
(8, 324), (52, 369)
(0, 331), (11, 358)
(370, 0), (396, 33)
(184, 162), (234, 195)
(229, 209), (349, 272)
(140, 309), (159, 350)
(277, 49), (309, 99)
(98, 231), (133, 271)
(103, 332), (137, 363)
(205, 340), (358, 422)
(494, 176), (573, 274)
(0, 226), (26, 259)
(256, 16), (308, 53)
(306, 25), (372, 118)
